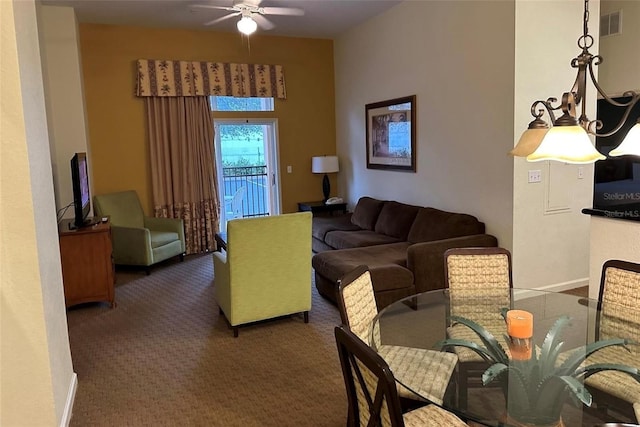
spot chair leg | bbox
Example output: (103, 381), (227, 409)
(233, 327), (239, 338)
(457, 364), (469, 410)
(145, 266), (151, 275)
(304, 311), (309, 323)
(180, 253), (185, 262)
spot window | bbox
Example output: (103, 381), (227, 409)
(210, 96), (274, 112)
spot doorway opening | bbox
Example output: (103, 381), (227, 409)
(214, 119), (281, 231)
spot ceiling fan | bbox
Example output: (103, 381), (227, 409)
(190, 1), (305, 35)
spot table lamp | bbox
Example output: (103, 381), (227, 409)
(311, 155), (339, 203)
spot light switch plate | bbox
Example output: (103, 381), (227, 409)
(528, 170), (542, 183)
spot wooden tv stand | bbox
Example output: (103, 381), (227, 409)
(58, 218), (115, 308)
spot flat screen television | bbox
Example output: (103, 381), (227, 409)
(593, 96), (640, 220)
(71, 152), (92, 228)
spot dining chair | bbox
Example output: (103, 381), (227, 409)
(334, 325), (468, 427)
(336, 265), (458, 406)
(635, 402), (640, 422)
(443, 247), (513, 409)
(585, 260), (640, 421)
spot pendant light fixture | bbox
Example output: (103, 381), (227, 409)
(510, 0), (640, 163)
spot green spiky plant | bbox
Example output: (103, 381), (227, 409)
(436, 311), (640, 426)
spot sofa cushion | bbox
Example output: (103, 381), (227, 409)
(374, 201), (420, 239)
(325, 230), (401, 249)
(312, 214), (360, 241)
(312, 242), (412, 291)
(350, 197), (385, 231)
(407, 207), (485, 243)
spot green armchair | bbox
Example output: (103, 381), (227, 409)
(213, 212), (312, 337)
(93, 190), (185, 273)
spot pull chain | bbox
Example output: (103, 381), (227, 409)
(583, 0), (589, 39)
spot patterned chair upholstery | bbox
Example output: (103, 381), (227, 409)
(444, 247), (512, 408)
(584, 260), (640, 420)
(635, 402), (640, 422)
(334, 325), (468, 427)
(336, 265), (458, 406)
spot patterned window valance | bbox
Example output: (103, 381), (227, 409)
(135, 59), (286, 99)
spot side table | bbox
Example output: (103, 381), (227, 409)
(215, 232), (227, 251)
(297, 201), (347, 216)
(58, 218), (115, 308)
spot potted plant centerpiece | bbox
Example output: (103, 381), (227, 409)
(436, 310), (640, 427)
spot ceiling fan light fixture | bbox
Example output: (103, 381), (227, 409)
(237, 16), (257, 35)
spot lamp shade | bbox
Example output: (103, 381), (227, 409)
(510, 128), (549, 157)
(311, 156), (339, 174)
(609, 123), (640, 157)
(526, 125), (605, 164)
(237, 16), (257, 35)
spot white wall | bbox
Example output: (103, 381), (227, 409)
(40, 5), (92, 218)
(588, 0), (640, 298)
(334, 0), (515, 249)
(335, 0), (599, 292)
(511, 0), (597, 291)
(599, 0), (640, 94)
(1, 0), (76, 425)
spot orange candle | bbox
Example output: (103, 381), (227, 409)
(506, 310), (533, 339)
(509, 341), (533, 360)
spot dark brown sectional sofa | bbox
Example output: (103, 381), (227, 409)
(311, 197), (498, 309)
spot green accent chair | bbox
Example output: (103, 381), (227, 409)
(213, 212), (312, 337)
(93, 190), (185, 273)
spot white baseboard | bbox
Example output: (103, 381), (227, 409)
(514, 278), (589, 300)
(60, 372), (77, 427)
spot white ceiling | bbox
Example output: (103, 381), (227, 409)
(39, 0), (403, 39)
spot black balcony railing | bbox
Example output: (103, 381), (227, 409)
(222, 166), (269, 218)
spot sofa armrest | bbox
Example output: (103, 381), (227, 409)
(111, 225), (153, 265)
(407, 234), (498, 293)
(144, 216), (186, 252)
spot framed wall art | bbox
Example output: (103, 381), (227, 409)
(365, 95), (416, 172)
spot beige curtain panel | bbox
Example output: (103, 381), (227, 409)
(136, 59), (286, 99)
(146, 96), (220, 254)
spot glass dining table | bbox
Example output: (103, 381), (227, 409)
(369, 288), (640, 427)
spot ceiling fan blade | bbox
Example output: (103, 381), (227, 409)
(190, 4), (236, 12)
(260, 7), (305, 16)
(204, 11), (241, 26)
(252, 14), (275, 30)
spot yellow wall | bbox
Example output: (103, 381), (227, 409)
(79, 24), (336, 214)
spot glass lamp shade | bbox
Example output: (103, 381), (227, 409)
(526, 125), (605, 164)
(237, 16), (257, 35)
(510, 128), (549, 157)
(609, 123), (640, 157)
(311, 156), (339, 173)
